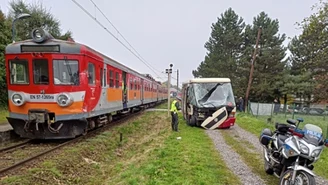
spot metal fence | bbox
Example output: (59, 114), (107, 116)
(248, 101), (328, 120)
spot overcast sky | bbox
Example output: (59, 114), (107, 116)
(0, 0), (319, 87)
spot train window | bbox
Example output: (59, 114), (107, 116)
(53, 60), (79, 85)
(33, 59), (49, 85)
(115, 72), (119, 88)
(109, 70), (114, 87)
(88, 63), (95, 85)
(9, 59), (29, 84)
(134, 80), (137, 90)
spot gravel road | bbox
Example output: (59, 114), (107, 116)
(206, 129), (266, 185)
(206, 123), (328, 185)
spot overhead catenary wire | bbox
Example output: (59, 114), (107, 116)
(89, 0), (163, 74)
(70, 0), (164, 80)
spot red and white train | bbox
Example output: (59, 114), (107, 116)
(5, 28), (167, 139)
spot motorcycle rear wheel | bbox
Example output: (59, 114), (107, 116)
(279, 169), (315, 185)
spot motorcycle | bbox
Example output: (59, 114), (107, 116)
(259, 118), (328, 185)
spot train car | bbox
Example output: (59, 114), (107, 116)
(181, 78), (236, 129)
(5, 27), (167, 139)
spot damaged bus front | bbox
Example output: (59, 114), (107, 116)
(181, 78), (236, 129)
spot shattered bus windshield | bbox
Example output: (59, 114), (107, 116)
(193, 82), (235, 108)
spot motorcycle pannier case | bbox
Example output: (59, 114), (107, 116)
(260, 128), (273, 145)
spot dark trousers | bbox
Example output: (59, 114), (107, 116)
(171, 111), (178, 131)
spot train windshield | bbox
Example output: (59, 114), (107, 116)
(193, 82), (235, 108)
(9, 59), (29, 85)
(53, 59), (79, 85)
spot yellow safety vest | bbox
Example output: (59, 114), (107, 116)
(170, 100), (178, 113)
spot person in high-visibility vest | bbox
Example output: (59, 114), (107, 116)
(170, 97), (181, 132)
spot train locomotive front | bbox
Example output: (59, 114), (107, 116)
(5, 28), (99, 139)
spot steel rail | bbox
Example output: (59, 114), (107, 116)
(0, 140), (32, 153)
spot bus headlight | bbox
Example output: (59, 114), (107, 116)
(56, 93), (73, 107)
(11, 93), (25, 106)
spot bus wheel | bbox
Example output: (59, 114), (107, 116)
(188, 115), (196, 127)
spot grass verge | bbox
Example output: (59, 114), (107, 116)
(0, 108), (8, 124)
(1, 111), (239, 185)
(107, 114), (241, 185)
(155, 101), (169, 109)
(236, 113), (328, 180)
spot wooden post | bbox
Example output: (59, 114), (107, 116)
(245, 27), (262, 113)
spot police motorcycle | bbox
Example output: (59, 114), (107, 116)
(259, 118), (328, 185)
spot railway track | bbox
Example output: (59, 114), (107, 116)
(0, 109), (145, 177)
(0, 139), (32, 153)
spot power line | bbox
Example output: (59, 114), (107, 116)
(89, 0), (163, 74)
(70, 0), (164, 80)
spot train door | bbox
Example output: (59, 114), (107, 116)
(141, 78), (144, 104)
(99, 64), (107, 109)
(122, 71), (128, 108)
(157, 84), (159, 101)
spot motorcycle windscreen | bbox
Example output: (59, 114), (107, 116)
(201, 107), (228, 130)
(303, 124), (323, 145)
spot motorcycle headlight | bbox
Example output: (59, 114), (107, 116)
(11, 93), (25, 106)
(56, 93), (73, 107)
(299, 143), (309, 154)
(282, 144), (298, 158)
(311, 149), (322, 158)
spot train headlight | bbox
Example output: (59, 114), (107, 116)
(31, 28), (46, 43)
(11, 93), (25, 106)
(56, 93), (73, 107)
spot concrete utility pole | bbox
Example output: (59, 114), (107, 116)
(177, 69), (179, 91)
(245, 27), (262, 112)
(166, 64), (173, 116)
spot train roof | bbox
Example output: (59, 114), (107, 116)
(183, 78), (231, 84)
(5, 38), (163, 85)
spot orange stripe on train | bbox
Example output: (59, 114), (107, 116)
(8, 101), (84, 115)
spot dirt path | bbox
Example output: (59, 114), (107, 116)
(207, 123), (328, 185)
(206, 129), (266, 185)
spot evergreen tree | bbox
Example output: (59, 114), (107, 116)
(8, 0), (73, 41)
(192, 8), (246, 95)
(288, 0), (328, 102)
(244, 12), (287, 102)
(0, 9), (12, 106)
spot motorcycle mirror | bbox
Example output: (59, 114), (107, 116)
(297, 118), (304, 123)
(287, 119), (297, 125)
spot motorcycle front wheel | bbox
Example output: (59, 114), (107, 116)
(279, 169), (316, 185)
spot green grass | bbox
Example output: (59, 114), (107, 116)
(108, 114), (241, 185)
(1, 111), (239, 185)
(0, 107), (8, 124)
(155, 100), (169, 109)
(236, 113), (328, 180)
